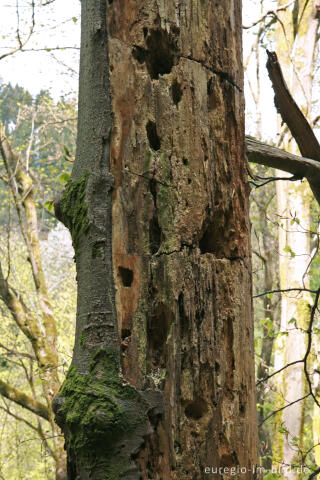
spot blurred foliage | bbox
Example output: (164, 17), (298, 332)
(0, 82), (77, 479)
(0, 82), (76, 229)
(0, 225), (76, 479)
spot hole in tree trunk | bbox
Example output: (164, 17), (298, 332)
(146, 121), (161, 151)
(171, 79), (183, 105)
(149, 178), (162, 254)
(147, 303), (172, 368)
(121, 328), (131, 351)
(118, 266), (134, 287)
(121, 328), (131, 340)
(199, 224), (220, 255)
(149, 216), (162, 254)
(132, 28), (178, 79)
(207, 77), (216, 111)
(178, 293), (189, 333)
(184, 397), (208, 420)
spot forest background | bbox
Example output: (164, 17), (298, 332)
(0, 0), (319, 479)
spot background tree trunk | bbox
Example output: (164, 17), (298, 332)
(272, 1), (319, 477)
(54, 1), (258, 478)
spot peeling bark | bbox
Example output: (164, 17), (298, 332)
(54, 1), (258, 478)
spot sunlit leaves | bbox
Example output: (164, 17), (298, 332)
(283, 245), (295, 258)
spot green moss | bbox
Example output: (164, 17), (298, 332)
(59, 171), (90, 255)
(59, 348), (145, 465)
(79, 331), (86, 348)
(102, 456), (128, 480)
(91, 241), (103, 259)
(60, 365), (125, 449)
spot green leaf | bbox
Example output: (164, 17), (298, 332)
(44, 200), (54, 212)
(279, 331), (289, 337)
(72, 16), (78, 23)
(284, 245), (295, 258)
(59, 172), (70, 184)
(291, 436), (299, 445)
(278, 425), (289, 435)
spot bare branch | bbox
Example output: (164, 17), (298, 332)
(0, 1), (35, 61)
(0, 403), (37, 432)
(259, 393), (310, 426)
(242, 1), (294, 29)
(307, 467), (320, 480)
(245, 136), (320, 205)
(256, 360), (304, 386)
(20, 46), (79, 52)
(253, 287), (318, 299)
(303, 288), (320, 408)
(266, 50), (320, 161)
(0, 342), (35, 361)
(250, 173), (302, 188)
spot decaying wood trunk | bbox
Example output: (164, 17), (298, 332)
(53, 1), (258, 478)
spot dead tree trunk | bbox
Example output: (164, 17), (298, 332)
(54, 1), (258, 478)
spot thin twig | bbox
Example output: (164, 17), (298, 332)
(259, 393), (311, 426)
(242, 1), (294, 29)
(256, 360), (304, 386)
(303, 288), (320, 408)
(0, 1), (35, 61)
(253, 288), (318, 299)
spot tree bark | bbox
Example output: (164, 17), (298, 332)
(54, 1), (258, 478)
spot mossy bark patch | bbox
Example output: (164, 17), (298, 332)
(55, 349), (148, 476)
(58, 172), (90, 256)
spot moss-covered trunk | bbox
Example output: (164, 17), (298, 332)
(54, 1), (258, 478)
